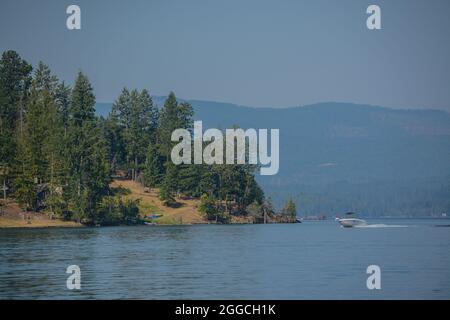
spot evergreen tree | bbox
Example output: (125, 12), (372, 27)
(199, 193), (219, 221)
(139, 89), (159, 142)
(159, 162), (178, 206)
(66, 72), (110, 223)
(20, 64), (60, 181)
(144, 143), (164, 188)
(123, 89), (140, 180)
(282, 197), (297, 217)
(178, 164), (203, 197)
(99, 116), (125, 173)
(54, 81), (71, 135)
(0, 86), (8, 200)
(111, 87), (131, 128)
(14, 63), (65, 211)
(157, 92), (193, 159)
(156, 92), (194, 206)
(197, 164), (219, 198)
(111, 88), (158, 181)
(0, 51), (32, 199)
(14, 123), (36, 210)
(33, 61), (58, 94)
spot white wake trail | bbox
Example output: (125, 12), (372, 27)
(354, 224), (409, 228)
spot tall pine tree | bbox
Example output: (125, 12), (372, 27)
(0, 51), (32, 200)
(156, 92), (193, 204)
(66, 72), (110, 223)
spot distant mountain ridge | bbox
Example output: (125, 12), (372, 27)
(96, 99), (450, 217)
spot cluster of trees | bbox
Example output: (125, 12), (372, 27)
(106, 86), (266, 221)
(1, 50), (294, 225)
(0, 51), (136, 225)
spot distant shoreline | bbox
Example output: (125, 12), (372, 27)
(1, 197), (445, 230)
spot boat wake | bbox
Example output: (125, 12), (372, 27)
(354, 223), (408, 228)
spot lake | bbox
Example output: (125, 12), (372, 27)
(1, 219), (449, 299)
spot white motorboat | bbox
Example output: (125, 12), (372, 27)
(337, 212), (367, 228)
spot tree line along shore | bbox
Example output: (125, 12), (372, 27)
(0, 50), (297, 227)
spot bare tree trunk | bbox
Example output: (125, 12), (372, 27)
(19, 95), (24, 138)
(78, 155), (83, 196)
(264, 208), (267, 224)
(134, 156), (138, 182)
(49, 154), (54, 215)
(126, 155), (132, 180)
(2, 179), (6, 201)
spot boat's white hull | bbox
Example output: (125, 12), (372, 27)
(338, 218), (367, 228)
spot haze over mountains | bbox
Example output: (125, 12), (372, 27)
(96, 99), (450, 217)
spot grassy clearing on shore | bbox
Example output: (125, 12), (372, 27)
(0, 201), (82, 228)
(0, 179), (255, 228)
(110, 179), (207, 225)
(0, 217), (82, 228)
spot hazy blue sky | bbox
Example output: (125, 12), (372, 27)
(1, 0), (450, 110)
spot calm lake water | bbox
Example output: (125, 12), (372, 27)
(1, 219), (449, 299)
